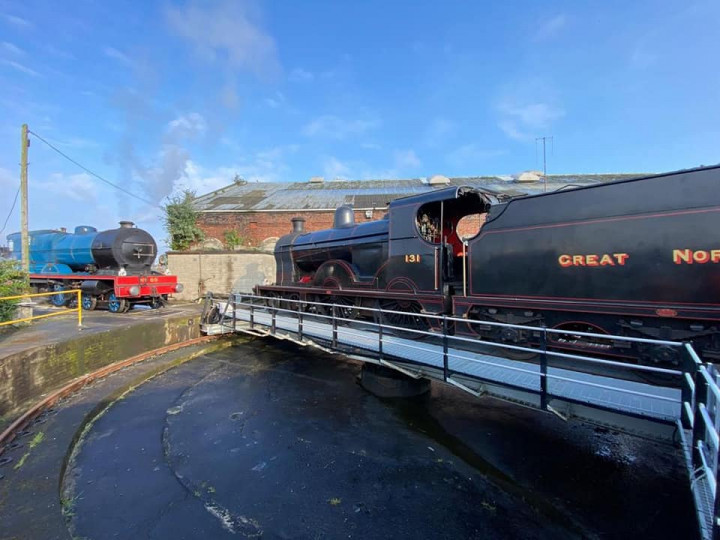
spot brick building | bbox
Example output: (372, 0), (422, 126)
(192, 172), (642, 248)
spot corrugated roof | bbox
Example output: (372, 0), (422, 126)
(193, 174), (645, 212)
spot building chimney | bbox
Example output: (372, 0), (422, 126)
(119, 221), (134, 228)
(291, 217), (306, 233)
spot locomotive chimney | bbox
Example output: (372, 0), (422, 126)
(119, 221), (134, 229)
(291, 217), (305, 233)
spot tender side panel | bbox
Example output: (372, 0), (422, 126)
(469, 167), (720, 317)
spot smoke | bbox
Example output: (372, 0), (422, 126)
(111, 112), (208, 204)
(106, 0), (282, 210)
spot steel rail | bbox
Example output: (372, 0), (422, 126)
(0, 335), (222, 456)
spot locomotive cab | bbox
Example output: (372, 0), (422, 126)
(414, 195), (490, 280)
(387, 186), (492, 293)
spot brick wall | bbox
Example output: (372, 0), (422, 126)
(197, 209), (383, 248)
(196, 208), (487, 251)
(167, 251), (276, 301)
(457, 213), (487, 239)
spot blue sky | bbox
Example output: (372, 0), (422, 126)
(1, 0), (718, 251)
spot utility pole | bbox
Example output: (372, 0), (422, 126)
(20, 124), (29, 272)
(535, 136), (553, 192)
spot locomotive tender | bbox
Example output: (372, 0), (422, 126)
(7, 221), (182, 312)
(256, 165), (720, 367)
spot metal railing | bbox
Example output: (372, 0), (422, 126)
(0, 289), (83, 328)
(220, 292), (683, 376)
(203, 292), (720, 539)
(679, 344), (720, 539)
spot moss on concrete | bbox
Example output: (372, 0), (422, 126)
(0, 312), (202, 420)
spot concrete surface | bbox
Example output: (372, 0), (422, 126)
(0, 339), (235, 540)
(11, 338), (693, 540)
(0, 303), (202, 426)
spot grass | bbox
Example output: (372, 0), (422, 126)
(29, 431), (44, 449)
(13, 452), (29, 470)
(481, 501), (497, 512)
(61, 494), (79, 518)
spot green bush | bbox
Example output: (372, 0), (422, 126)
(0, 259), (29, 323)
(162, 190), (205, 251)
(223, 230), (244, 250)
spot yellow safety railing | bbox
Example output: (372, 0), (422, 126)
(0, 289), (82, 328)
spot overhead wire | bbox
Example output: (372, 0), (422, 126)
(0, 185), (20, 236)
(27, 129), (158, 207)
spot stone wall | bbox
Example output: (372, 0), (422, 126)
(167, 251), (276, 301)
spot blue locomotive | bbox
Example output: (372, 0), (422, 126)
(7, 221), (181, 312)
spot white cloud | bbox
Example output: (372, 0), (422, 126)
(302, 114), (380, 139)
(166, 112), (207, 140)
(0, 59), (39, 76)
(39, 173), (98, 202)
(288, 67), (313, 82)
(220, 82), (240, 109)
(497, 101), (564, 141)
(166, 0), (280, 80)
(318, 150), (421, 182)
(0, 166), (15, 189)
(1, 42), (23, 55)
(394, 149), (421, 170)
(361, 142), (381, 150)
(264, 91), (286, 109)
(424, 117), (456, 147)
(323, 156), (351, 179)
(2, 13), (31, 28)
(446, 144), (507, 168)
(534, 14), (567, 41)
(173, 145), (297, 197)
(104, 47), (134, 68)
(54, 136), (100, 149)
(497, 120), (526, 141)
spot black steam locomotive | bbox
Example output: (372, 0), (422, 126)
(256, 165), (720, 367)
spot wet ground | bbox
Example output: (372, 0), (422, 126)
(0, 302), (199, 361)
(58, 338), (696, 540)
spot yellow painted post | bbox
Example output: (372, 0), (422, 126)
(0, 289), (85, 328)
(77, 289), (82, 328)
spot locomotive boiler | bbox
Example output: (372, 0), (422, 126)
(257, 165), (720, 367)
(7, 221), (182, 312)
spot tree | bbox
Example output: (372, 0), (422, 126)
(0, 260), (29, 323)
(162, 190), (205, 251)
